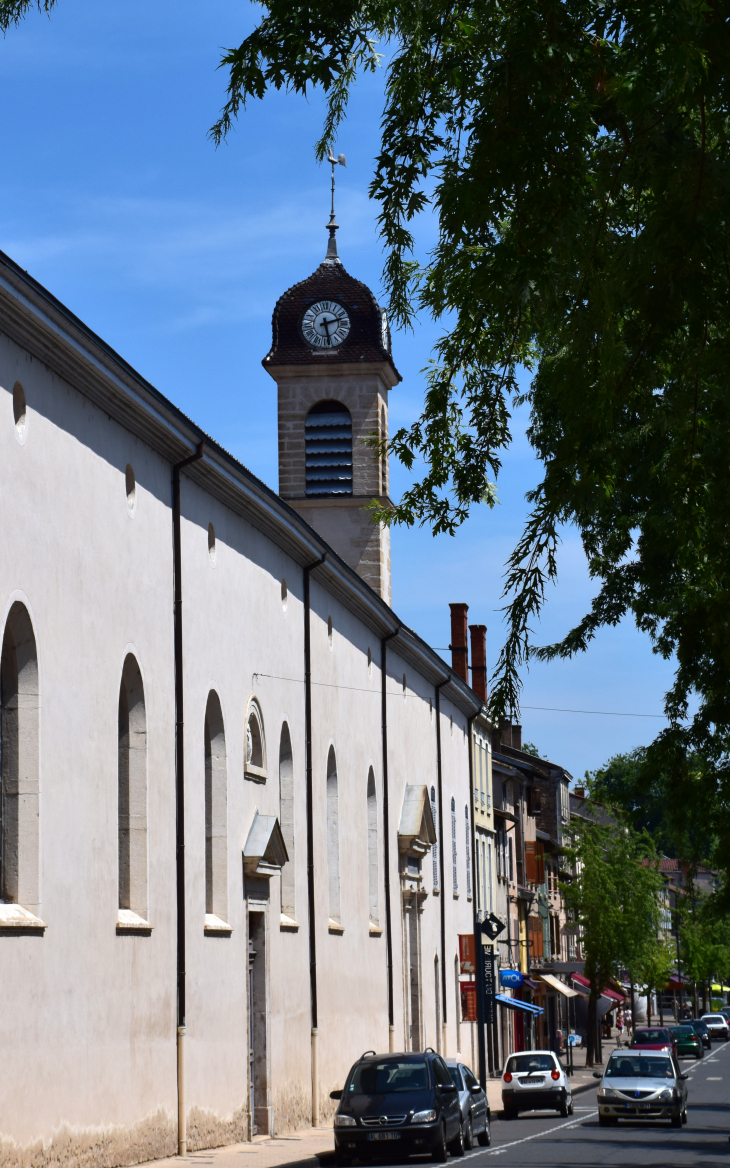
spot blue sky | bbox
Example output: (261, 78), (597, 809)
(0, 1), (673, 779)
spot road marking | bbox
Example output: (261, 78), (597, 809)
(706, 1077), (723, 1080)
(486, 1112), (597, 1155)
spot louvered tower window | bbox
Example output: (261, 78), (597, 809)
(305, 401), (353, 495)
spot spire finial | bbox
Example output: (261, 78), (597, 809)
(325, 148), (346, 262)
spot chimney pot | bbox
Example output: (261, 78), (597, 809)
(512, 723), (522, 751)
(574, 786), (585, 799)
(469, 624), (487, 704)
(449, 603), (469, 684)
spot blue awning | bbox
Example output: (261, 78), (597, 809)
(495, 993), (544, 1016)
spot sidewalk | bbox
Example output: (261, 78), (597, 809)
(157, 1129), (337, 1168)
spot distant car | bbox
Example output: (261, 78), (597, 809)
(630, 1027), (676, 1054)
(690, 1019), (712, 1049)
(668, 1025), (703, 1060)
(331, 1050), (463, 1164)
(444, 1059), (491, 1148)
(501, 1051), (573, 1120)
(719, 1008), (730, 1023)
(595, 1050), (689, 1128)
(701, 1013), (730, 1042)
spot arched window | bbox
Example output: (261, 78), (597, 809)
(118, 655), (147, 919)
(381, 403), (388, 495)
(464, 805), (472, 899)
(245, 699), (267, 782)
(451, 796), (458, 896)
(326, 746), (341, 925)
(204, 691), (227, 922)
(366, 768), (378, 925)
(279, 723), (295, 920)
(305, 401), (353, 496)
(430, 785), (439, 893)
(0, 603), (40, 913)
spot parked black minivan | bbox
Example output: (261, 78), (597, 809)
(332, 1051), (464, 1164)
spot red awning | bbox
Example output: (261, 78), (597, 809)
(571, 974), (624, 1001)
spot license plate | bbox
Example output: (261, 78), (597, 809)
(367, 1132), (400, 1141)
(625, 1103), (652, 1110)
(522, 1078), (544, 1086)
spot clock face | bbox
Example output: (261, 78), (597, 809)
(301, 300), (351, 349)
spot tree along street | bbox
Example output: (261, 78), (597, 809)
(346, 1042), (730, 1166)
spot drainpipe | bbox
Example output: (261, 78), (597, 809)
(435, 678), (450, 1055)
(381, 626), (401, 1053)
(172, 440), (204, 1157)
(467, 714), (488, 1086)
(304, 553), (326, 1125)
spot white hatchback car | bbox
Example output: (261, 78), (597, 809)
(701, 1013), (730, 1041)
(501, 1051), (573, 1119)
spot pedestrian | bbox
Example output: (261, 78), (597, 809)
(616, 1011), (624, 1047)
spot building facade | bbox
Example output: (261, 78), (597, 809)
(0, 236), (483, 1168)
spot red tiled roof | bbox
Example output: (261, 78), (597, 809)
(263, 257), (400, 379)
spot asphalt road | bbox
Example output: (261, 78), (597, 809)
(357, 1041), (730, 1168)
(468, 1038), (730, 1166)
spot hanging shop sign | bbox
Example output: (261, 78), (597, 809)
(460, 981), (478, 1022)
(458, 933), (476, 975)
(500, 969), (524, 988)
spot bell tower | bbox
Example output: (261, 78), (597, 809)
(263, 158), (400, 604)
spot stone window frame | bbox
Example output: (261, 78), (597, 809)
(245, 697), (268, 783)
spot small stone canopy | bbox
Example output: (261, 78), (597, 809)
(243, 812), (289, 878)
(397, 784), (437, 858)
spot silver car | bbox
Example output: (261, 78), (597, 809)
(595, 1050), (688, 1128)
(444, 1059), (491, 1148)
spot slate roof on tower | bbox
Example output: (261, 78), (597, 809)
(262, 255), (401, 382)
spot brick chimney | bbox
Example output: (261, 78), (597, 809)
(512, 723), (522, 751)
(449, 603), (469, 684)
(469, 624), (487, 704)
(574, 786), (585, 799)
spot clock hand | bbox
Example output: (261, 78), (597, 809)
(321, 314), (337, 337)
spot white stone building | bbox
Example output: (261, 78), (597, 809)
(0, 229), (483, 1168)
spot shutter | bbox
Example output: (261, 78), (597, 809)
(451, 798), (458, 894)
(535, 840), (545, 885)
(431, 788), (439, 891)
(464, 806), (472, 898)
(525, 840), (538, 884)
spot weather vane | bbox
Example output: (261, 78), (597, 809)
(325, 148), (346, 260)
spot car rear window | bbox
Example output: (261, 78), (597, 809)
(506, 1054), (557, 1074)
(349, 1060), (429, 1094)
(669, 1027), (694, 1038)
(633, 1029), (671, 1043)
(702, 1015), (724, 1023)
(606, 1056), (673, 1078)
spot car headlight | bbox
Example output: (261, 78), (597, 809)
(597, 1088), (617, 1100)
(658, 1089), (674, 1102)
(411, 1110), (437, 1124)
(335, 1115), (357, 1127)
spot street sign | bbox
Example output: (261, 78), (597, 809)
(482, 948), (496, 1024)
(458, 933), (476, 974)
(460, 981), (477, 1021)
(480, 913), (506, 941)
(500, 969), (524, 988)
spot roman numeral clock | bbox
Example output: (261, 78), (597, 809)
(301, 300), (351, 349)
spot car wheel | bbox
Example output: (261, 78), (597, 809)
(671, 1113), (682, 1128)
(598, 1115), (611, 1128)
(559, 1094), (570, 1119)
(432, 1122), (448, 1163)
(697, 1049), (703, 1060)
(448, 1121), (465, 1157)
(682, 1109), (688, 1126)
(503, 1106), (517, 1120)
(463, 1117), (473, 1151)
(568, 1098), (574, 1116)
(476, 1121), (491, 1148)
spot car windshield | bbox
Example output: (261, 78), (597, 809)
(669, 1027), (694, 1039)
(633, 1029), (671, 1043)
(448, 1066), (463, 1090)
(606, 1056), (674, 1079)
(349, 1060), (429, 1094)
(506, 1055), (556, 1074)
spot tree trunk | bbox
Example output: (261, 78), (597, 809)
(630, 982), (636, 1035)
(586, 992), (597, 1067)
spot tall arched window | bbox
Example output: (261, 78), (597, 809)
(326, 746), (341, 925)
(0, 603), (40, 913)
(451, 796), (458, 896)
(305, 401), (353, 496)
(430, 785), (439, 892)
(245, 698), (267, 782)
(279, 723), (295, 920)
(366, 768), (378, 925)
(464, 805), (472, 899)
(118, 655), (147, 919)
(204, 691), (228, 922)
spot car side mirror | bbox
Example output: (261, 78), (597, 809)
(330, 1090), (343, 1100)
(680, 1073), (689, 1080)
(470, 1084), (482, 1094)
(442, 1083), (458, 1093)
(592, 1072), (602, 1079)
